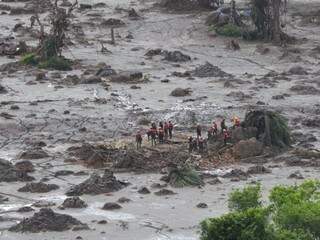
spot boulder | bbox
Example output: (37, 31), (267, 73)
(102, 202), (122, 210)
(233, 138), (264, 159)
(170, 88), (192, 97)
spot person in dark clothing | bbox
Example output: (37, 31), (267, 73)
(188, 136), (193, 153)
(136, 131), (142, 149)
(196, 124), (202, 137)
(168, 121), (173, 139)
(221, 119), (227, 133)
(164, 122), (169, 140)
(198, 137), (204, 153)
(159, 121), (164, 129)
(150, 127), (157, 146)
(223, 129), (229, 146)
(158, 127), (164, 144)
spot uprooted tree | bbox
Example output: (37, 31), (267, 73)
(22, 0), (78, 70)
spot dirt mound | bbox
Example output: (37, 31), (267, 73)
(117, 197), (131, 203)
(14, 161), (34, 173)
(233, 138), (264, 160)
(60, 197), (87, 209)
(18, 182), (59, 193)
(66, 170), (128, 196)
(19, 148), (49, 160)
(0, 159), (34, 182)
(188, 62), (232, 78)
(222, 169), (249, 180)
(9, 208), (87, 232)
(154, 189), (176, 196)
(163, 50), (191, 62)
(247, 165), (271, 175)
(102, 202), (122, 210)
(170, 88), (192, 97)
(159, 0), (212, 12)
(17, 206), (35, 213)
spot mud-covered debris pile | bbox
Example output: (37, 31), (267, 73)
(163, 50), (191, 62)
(9, 208), (87, 232)
(68, 143), (191, 172)
(159, 0), (213, 12)
(0, 159), (34, 182)
(19, 148), (50, 160)
(66, 170), (128, 196)
(15, 161), (34, 173)
(162, 164), (204, 188)
(18, 182), (59, 193)
(170, 88), (192, 97)
(188, 62), (233, 78)
(0, 84), (7, 94)
(60, 197), (88, 209)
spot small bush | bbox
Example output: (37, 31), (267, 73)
(228, 184), (262, 211)
(200, 208), (271, 240)
(21, 53), (38, 66)
(38, 57), (72, 71)
(215, 24), (243, 37)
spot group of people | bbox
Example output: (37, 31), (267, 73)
(135, 116), (242, 151)
(135, 121), (174, 149)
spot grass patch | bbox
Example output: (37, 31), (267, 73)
(21, 53), (39, 66)
(214, 23), (243, 37)
(38, 57), (72, 71)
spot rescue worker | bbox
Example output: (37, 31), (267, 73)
(147, 129), (152, 141)
(221, 119), (227, 133)
(188, 136), (194, 153)
(192, 138), (198, 152)
(223, 129), (230, 146)
(233, 116), (241, 128)
(196, 124), (202, 138)
(212, 121), (218, 135)
(150, 127), (157, 146)
(164, 122), (169, 140)
(168, 121), (173, 139)
(158, 126), (164, 144)
(198, 137), (204, 153)
(136, 131), (142, 149)
(207, 127), (213, 141)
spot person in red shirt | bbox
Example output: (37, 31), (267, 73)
(158, 127), (164, 144)
(212, 121), (218, 135)
(223, 129), (230, 146)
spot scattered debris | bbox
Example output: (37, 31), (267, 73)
(18, 182), (59, 193)
(196, 203), (208, 208)
(138, 187), (151, 194)
(60, 197), (88, 209)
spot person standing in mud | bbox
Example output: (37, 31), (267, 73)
(188, 136), (194, 153)
(136, 131), (143, 149)
(196, 124), (202, 138)
(164, 122), (169, 140)
(223, 129), (230, 146)
(150, 127), (157, 146)
(212, 121), (218, 135)
(159, 121), (164, 129)
(158, 126), (164, 144)
(198, 137), (204, 153)
(168, 121), (174, 139)
(221, 119), (227, 133)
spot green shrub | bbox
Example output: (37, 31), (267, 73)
(200, 208), (271, 240)
(38, 57), (72, 71)
(228, 184), (262, 211)
(21, 53), (38, 66)
(167, 165), (204, 188)
(271, 229), (313, 240)
(215, 24), (243, 37)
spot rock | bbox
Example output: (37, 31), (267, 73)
(150, 183), (167, 189)
(163, 50), (191, 62)
(66, 170), (128, 196)
(101, 18), (125, 27)
(17, 206), (35, 213)
(170, 88), (192, 97)
(19, 148), (49, 160)
(233, 138), (264, 159)
(18, 182), (59, 193)
(35, 72), (46, 81)
(102, 202), (122, 210)
(80, 76), (102, 84)
(290, 85), (320, 95)
(288, 66), (308, 75)
(247, 165), (271, 175)
(79, 4), (92, 10)
(288, 170), (304, 179)
(96, 65), (117, 77)
(137, 187), (150, 194)
(60, 197), (87, 209)
(222, 169), (248, 180)
(110, 71), (143, 83)
(0, 159), (34, 182)
(0, 84), (7, 94)
(207, 177), (222, 185)
(145, 48), (162, 57)
(10, 105), (19, 110)
(9, 208), (87, 232)
(97, 220), (108, 224)
(196, 203), (208, 208)
(189, 62), (232, 78)
(63, 75), (81, 85)
(54, 170), (74, 177)
(14, 161), (34, 173)
(128, 8), (140, 19)
(154, 189), (176, 196)
(117, 197), (131, 203)
(231, 127), (258, 143)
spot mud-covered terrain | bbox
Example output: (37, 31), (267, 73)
(0, 0), (320, 239)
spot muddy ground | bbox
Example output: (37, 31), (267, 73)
(0, 0), (320, 239)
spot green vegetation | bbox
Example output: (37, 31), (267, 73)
(167, 165), (204, 188)
(21, 53), (39, 66)
(38, 57), (72, 71)
(200, 180), (320, 240)
(214, 23), (243, 37)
